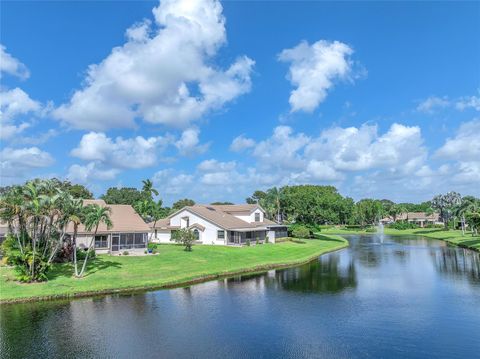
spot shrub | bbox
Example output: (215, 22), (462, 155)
(365, 227), (377, 233)
(265, 236), (269, 244)
(123, 251), (129, 256)
(246, 239), (251, 246)
(147, 242), (157, 250)
(256, 239), (259, 245)
(2, 236), (51, 282)
(290, 224), (311, 239)
(76, 248), (96, 260)
(388, 221), (419, 230)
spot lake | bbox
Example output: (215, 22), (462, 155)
(1, 234), (479, 358)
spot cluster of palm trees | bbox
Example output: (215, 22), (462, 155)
(431, 192), (480, 234)
(134, 179), (168, 227)
(454, 195), (480, 236)
(0, 179), (112, 281)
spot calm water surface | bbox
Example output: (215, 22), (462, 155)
(1, 235), (480, 359)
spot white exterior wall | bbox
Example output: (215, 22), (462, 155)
(149, 230), (172, 243)
(233, 208), (264, 223)
(267, 230), (276, 244)
(170, 209), (226, 245)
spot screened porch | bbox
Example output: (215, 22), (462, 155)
(227, 230), (267, 245)
(110, 232), (148, 252)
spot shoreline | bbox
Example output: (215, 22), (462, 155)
(0, 238), (348, 305)
(320, 228), (480, 252)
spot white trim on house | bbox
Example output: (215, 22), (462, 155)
(149, 204), (287, 246)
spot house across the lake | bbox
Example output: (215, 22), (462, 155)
(69, 199), (150, 254)
(149, 204), (288, 245)
(381, 212), (442, 227)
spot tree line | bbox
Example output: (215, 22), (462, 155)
(245, 185), (480, 233)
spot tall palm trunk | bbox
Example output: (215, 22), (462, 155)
(78, 223), (99, 277)
(73, 223), (79, 277)
(31, 217), (37, 278)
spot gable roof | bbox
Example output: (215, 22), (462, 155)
(207, 204), (263, 214)
(68, 201), (150, 234)
(159, 204), (279, 231)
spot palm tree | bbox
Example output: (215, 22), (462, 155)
(22, 181), (44, 277)
(0, 185), (26, 254)
(262, 187), (283, 222)
(64, 198), (85, 276)
(456, 196), (480, 235)
(150, 200), (165, 229)
(141, 179), (159, 199)
(134, 200), (153, 221)
(78, 204), (112, 277)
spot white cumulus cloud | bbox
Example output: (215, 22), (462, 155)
(278, 40), (356, 112)
(53, 0), (254, 131)
(67, 162), (120, 184)
(71, 131), (174, 169)
(436, 119), (480, 161)
(230, 134), (255, 152)
(0, 147), (54, 179)
(175, 127), (209, 156)
(0, 45), (30, 80)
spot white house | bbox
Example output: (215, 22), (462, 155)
(149, 204), (288, 245)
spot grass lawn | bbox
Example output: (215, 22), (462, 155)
(0, 235), (347, 303)
(319, 227), (480, 252)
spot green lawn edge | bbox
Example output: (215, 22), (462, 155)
(319, 227), (480, 252)
(0, 235), (348, 304)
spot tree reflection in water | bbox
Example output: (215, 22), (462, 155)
(272, 255), (357, 294)
(222, 254), (357, 294)
(431, 246), (480, 283)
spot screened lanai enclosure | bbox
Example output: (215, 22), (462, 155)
(227, 230), (267, 245)
(111, 233), (148, 251)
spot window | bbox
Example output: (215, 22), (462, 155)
(186, 217), (190, 227)
(193, 229), (200, 241)
(217, 230), (225, 240)
(94, 235), (108, 248)
(255, 212), (260, 222)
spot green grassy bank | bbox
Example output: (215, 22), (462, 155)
(319, 227), (480, 252)
(0, 235), (348, 303)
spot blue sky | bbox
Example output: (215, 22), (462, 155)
(1, 0), (479, 205)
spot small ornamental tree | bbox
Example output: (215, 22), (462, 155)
(172, 228), (196, 251)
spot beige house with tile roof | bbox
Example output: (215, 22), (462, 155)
(71, 199), (150, 254)
(381, 212), (442, 227)
(149, 204), (288, 245)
